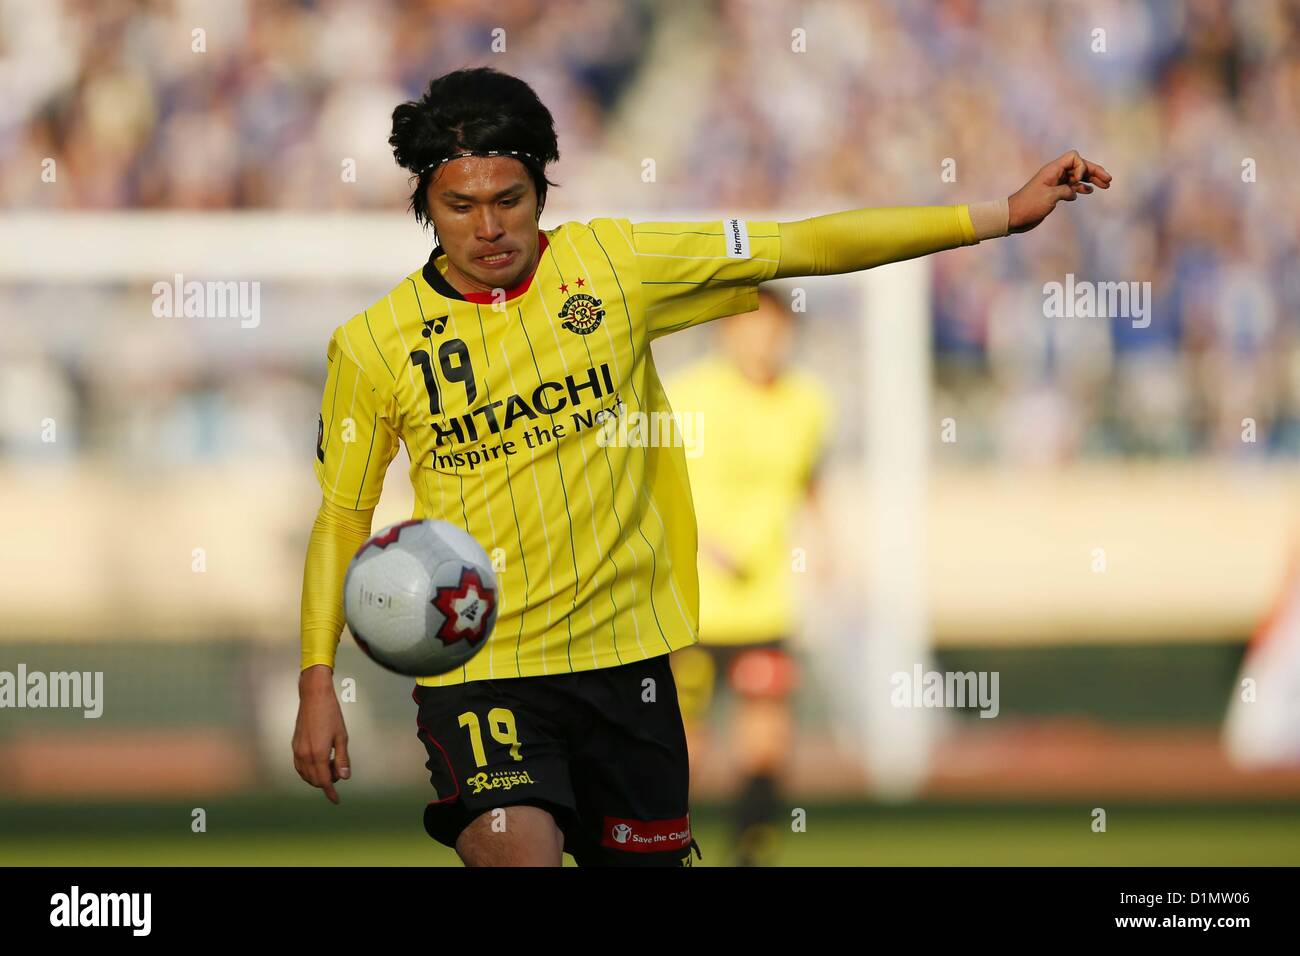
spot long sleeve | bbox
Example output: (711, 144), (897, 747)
(774, 200), (1008, 278)
(315, 324), (401, 510)
(627, 218), (783, 338)
(300, 497), (375, 671)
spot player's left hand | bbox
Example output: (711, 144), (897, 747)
(1007, 150), (1111, 234)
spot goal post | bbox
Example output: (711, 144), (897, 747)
(858, 256), (939, 798)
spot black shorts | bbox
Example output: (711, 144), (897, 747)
(413, 653), (701, 866)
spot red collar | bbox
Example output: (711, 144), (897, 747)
(423, 231), (549, 305)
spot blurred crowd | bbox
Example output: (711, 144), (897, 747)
(2, 0), (1299, 463)
(674, 0), (1300, 461)
(0, 0), (649, 211)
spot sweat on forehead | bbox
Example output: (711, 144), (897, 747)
(432, 154), (534, 190)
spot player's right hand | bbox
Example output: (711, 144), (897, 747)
(292, 664), (350, 804)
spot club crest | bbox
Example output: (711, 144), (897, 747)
(558, 292), (605, 335)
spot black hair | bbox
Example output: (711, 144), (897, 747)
(389, 67), (560, 229)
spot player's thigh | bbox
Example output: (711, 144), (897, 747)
(412, 678), (578, 862)
(455, 803), (564, 867)
(566, 655), (698, 866)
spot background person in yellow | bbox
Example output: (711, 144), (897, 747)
(667, 288), (832, 866)
(290, 66), (1111, 867)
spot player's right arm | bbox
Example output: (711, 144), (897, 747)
(293, 324), (400, 803)
(293, 498), (373, 804)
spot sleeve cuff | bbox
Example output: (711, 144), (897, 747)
(968, 198), (1010, 241)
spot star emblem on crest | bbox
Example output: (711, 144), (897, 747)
(431, 567), (496, 646)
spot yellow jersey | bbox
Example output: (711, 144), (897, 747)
(313, 218), (782, 685)
(666, 357), (833, 644)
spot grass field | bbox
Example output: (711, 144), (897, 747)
(3, 795), (1300, 866)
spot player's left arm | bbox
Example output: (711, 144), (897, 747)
(774, 150), (1111, 278)
(630, 151), (1109, 338)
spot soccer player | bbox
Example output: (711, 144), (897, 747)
(667, 289), (832, 866)
(291, 66), (1110, 867)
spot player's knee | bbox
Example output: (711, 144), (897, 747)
(455, 804), (564, 867)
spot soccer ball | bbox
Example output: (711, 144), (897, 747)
(343, 519), (499, 677)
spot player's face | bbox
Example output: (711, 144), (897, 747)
(427, 156), (541, 294)
(721, 298), (793, 384)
